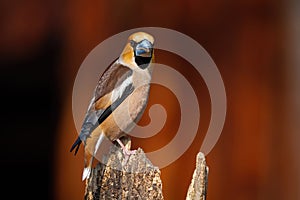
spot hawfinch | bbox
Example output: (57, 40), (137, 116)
(70, 32), (154, 180)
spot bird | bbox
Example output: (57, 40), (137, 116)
(70, 32), (154, 181)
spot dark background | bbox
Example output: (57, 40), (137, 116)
(0, 1), (62, 199)
(1, 1), (300, 200)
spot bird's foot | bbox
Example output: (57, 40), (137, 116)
(116, 139), (136, 164)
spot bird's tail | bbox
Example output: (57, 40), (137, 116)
(70, 137), (91, 180)
(82, 132), (106, 181)
(82, 152), (93, 181)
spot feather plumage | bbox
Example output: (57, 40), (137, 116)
(70, 32), (154, 180)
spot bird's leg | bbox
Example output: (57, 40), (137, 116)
(116, 138), (136, 163)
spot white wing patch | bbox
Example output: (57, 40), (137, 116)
(111, 75), (133, 102)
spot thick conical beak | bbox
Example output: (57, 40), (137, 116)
(135, 40), (153, 57)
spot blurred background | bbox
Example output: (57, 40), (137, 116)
(1, 0), (300, 199)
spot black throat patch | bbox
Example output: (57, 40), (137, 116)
(135, 56), (152, 69)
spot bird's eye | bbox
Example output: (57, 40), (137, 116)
(129, 40), (136, 47)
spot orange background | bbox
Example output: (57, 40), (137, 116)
(1, 1), (299, 200)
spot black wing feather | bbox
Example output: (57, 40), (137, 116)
(70, 137), (82, 155)
(70, 83), (134, 155)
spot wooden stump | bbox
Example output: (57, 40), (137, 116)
(84, 138), (208, 200)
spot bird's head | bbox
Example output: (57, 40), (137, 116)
(120, 32), (154, 70)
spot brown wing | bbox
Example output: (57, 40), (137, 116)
(94, 60), (133, 104)
(93, 61), (132, 110)
(75, 60), (133, 144)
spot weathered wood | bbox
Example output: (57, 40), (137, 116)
(186, 152), (209, 200)
(84, 137), (164, 200)
(84, 138), (208, 200)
